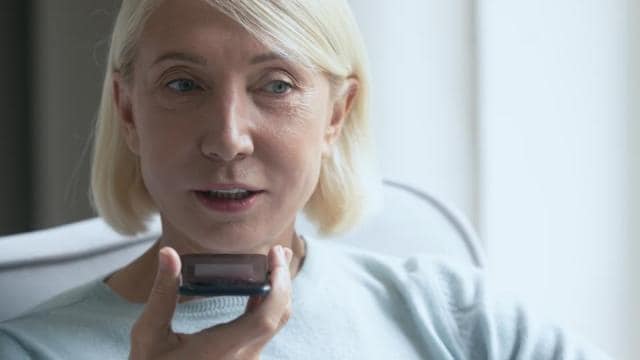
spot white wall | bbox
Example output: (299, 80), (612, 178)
(352, 0), (636, 358)
(628, 0), (640, 355)
(477, 1), (637, 358)
(349, 0), (478, 224)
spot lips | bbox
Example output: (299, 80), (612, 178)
(197, 183), (263, 192)
(193, 188), (263, 213)
(195, 189), (259, 200)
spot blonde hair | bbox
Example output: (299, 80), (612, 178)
(91, 0), (380, 236)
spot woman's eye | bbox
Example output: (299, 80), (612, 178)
(263, 80), (292, 95)
(166, 79), (199, 93)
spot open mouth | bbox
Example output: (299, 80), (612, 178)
(193, 189), (264, 212)
(195, 189), (258, 200)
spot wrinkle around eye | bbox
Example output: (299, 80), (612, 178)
(261, 80), (293, 95)
(167, 78), (195, 92)
(153, 65), (208, 90)
(166, 78), (207, 94)
(150, 77), (208, 110)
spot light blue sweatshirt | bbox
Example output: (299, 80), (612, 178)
(0, 236), (612, 359)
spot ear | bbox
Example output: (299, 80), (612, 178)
(112, 71), (140, 155)
(322, 77), (359, 157)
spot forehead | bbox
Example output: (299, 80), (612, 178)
(137, 0), (270, 66)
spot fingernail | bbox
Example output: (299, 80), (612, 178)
(158, 248), (169, 271)
(284, 248), (293, 265)
(159, 247), (177, 275)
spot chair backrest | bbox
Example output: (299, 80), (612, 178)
(0, 179), (484, 322)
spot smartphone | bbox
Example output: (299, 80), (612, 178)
(179, 254), (271, 296)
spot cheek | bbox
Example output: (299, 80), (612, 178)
(133, 104), (199, 192)
(261, 88), (329, 146)
(260, 94), (329, 200)
(262, 91), (325, 151)
(134, 87), (200, 153)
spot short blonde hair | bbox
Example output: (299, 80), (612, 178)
(91, 0), (380, 236)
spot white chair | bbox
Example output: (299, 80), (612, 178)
(0, 179), (484, 322)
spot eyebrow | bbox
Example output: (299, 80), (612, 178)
(249, 52), (286, 65)
(152, 52), (208, 66)
(152, 51), (287, 67)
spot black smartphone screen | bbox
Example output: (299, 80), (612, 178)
(179, 254), (271, 296)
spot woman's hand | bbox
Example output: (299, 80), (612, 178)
(129, 245), (293, 360)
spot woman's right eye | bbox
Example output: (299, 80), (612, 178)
(166, 78), (199, 93)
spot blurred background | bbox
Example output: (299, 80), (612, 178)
(0, 0), (637, 358)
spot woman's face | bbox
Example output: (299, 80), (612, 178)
(114, 0), (351, 253)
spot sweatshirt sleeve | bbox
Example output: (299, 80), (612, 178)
(427, 258), (613, 360)
(0, 330), (31, 360)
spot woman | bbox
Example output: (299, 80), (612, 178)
(0, 0), (611, 359)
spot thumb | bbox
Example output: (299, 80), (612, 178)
(138, 246), (181, 336)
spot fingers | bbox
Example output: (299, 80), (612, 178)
(249, 245), (293, 332)
(244, 294), (265, 314)
(195, 245), (294, 349)
(244, 246), (292, 314)
(239, 245), (293, 337)
(131, 245), (293, 359)
(134, 246), (182, 338)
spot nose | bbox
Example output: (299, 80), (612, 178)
(200, 86), (254, 162)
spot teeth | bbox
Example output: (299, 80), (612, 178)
(205, 189), (251, 200)
(210, 189), (248, 194)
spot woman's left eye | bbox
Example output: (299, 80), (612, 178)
(166, 78), (199, 92)
(263, 80), (292, 95)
